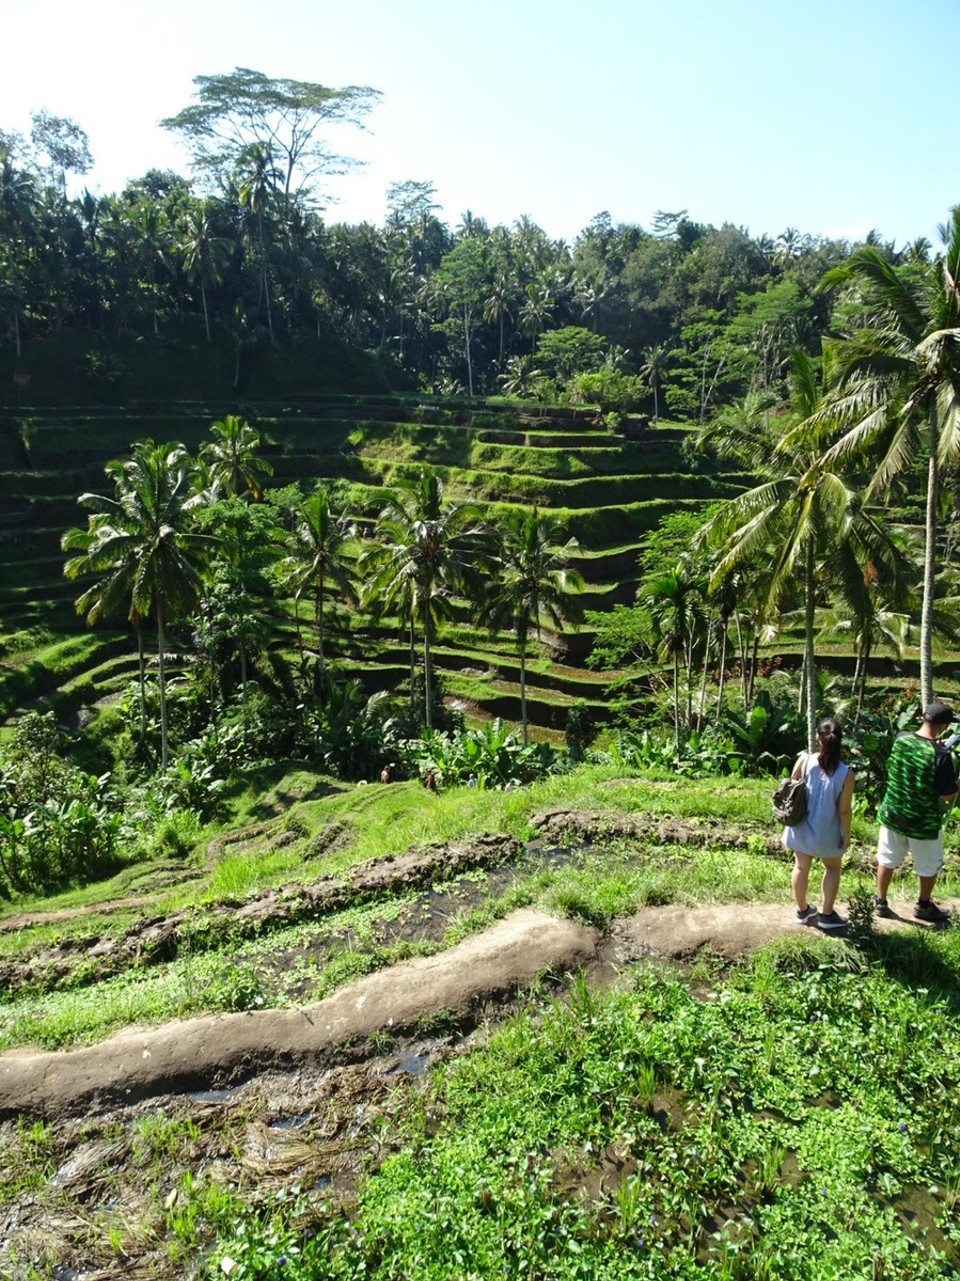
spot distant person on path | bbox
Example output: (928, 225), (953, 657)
(423, 769), (437, 792)
(875, 701), (957, 923)
(783, 716), (854, 931)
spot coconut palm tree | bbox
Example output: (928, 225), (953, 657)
(816, 208), (960, 707)
(280, 486), (354, 669)
(702, 351), (900, 750)
(362, 470), (487, 729)
(63, 440), (207, 768)
(62, 515), (152, 748)
(201, 413), (274, 501)
(642, 560), (707, 744)
(179, 203), (233, 342)
(481, 508), (583, 744)
(640, 343), (666, 422)
(0, 146), (38, 359)
(236, 141), (283, 342)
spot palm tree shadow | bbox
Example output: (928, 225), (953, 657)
(865, 925), (960, 1015)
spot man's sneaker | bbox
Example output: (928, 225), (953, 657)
(818, 911), (848, 931)
(795, 904), (818, 925)
(873, 895), (893, 918)
(914, 899), (951, 924)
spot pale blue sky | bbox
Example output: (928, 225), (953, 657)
(2, 0), (957, 247)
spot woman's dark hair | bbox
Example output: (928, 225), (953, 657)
(816, 716), (842, 774)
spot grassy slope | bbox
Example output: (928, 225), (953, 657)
(1, 763), (960, 1277)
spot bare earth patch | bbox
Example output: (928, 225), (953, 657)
(1, 897), (946, 1123)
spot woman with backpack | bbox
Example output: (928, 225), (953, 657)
(783, 716), (855, 930)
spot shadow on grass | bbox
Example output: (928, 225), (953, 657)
(860, 923), (960, 1014)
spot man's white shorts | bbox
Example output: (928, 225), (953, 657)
(877, 826), (944, 878)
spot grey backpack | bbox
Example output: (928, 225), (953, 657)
(772, 771), (808, 825)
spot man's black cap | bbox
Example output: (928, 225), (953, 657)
(923, 701), (955, 726)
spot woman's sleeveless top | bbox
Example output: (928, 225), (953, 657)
(782, 753), (849, 859)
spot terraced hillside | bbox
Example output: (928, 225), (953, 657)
(0, 395), (752, 736)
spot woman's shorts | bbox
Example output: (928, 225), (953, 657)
(876, 826), (944, 878)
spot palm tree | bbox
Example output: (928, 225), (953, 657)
(62, 514), (152, 748)
(640, 343), (666, 422)
(236, 142), (283, 342)
(519, 281), (554, 357)
(483, 269), (515, 369)
(179, 204), (232, 343)
(642, 560), (707, 744)
(0, 147), (38, 359)
(200, 414), (274, 500)
(363, 470), (487, 729)
(482, 508), (583, 744)
(702, 351), (899, 750)
(63, 440), (207, 768)
(817, 209), (960, 707)
(280, 486), (354, 669)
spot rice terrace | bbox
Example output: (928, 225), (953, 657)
(2, 66), (960, 1281)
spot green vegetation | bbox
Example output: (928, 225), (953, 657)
(3, 70), (960, 1281)
(0, 762), (958, 1278)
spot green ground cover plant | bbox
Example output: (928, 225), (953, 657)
(201, 935), (960, 1280)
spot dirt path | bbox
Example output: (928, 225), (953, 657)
(2, 897), (948, 1123)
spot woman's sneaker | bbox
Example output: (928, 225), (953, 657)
(795, 904), (818, 925)
(914, 899), (950, 924)
(818, 911), (848, 931)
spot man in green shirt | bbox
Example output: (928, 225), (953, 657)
(876, 702), (957, 923)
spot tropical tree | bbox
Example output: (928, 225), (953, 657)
(481, 508), (583, 744)
(702, 350), (900, 750)
(61, 513), (153, 748)
(194, 497), (282, 737)
(200, 413), (274, 500)
(817, 209), (960, 707)
(179, 203), (233, 342)
(29, 110), (93, 200)
(519, 280), (555, 356)
(640, 343), (666, 421)
(642, 560), (707, 743)
(433, 236), (488, 395)
(279, 486), (354, 669)
(234, 141), (283, 341)
(363, 471), (488, 728)
(161, 68), (380, 205)
(0, 146), (38, 358)
(62, 441), (207, 768)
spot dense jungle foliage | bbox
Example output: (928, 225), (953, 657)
(2, 70), (960, 905)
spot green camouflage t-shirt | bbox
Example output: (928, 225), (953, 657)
(878, 732), (957, 839)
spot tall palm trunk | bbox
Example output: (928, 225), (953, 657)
(408, 617), (417, 707)
(804, 538), (817, 752)
(157, 610), (169, 770)
(463, 302), (473, 396)
(696, 623), (713, 730)
(518, 626), (529, 746)
(854, 634), (871, 730)
(715, 621), (729, 725)
(920, 408), (939, 709)
(423, 602), (434, 729)
(136, 621), (147, 748)
(315, 576), (325, 670)
(735, 611), (749, 713)
(200, 280), (211, 343)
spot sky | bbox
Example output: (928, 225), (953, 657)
(1, 0), (958, 249)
